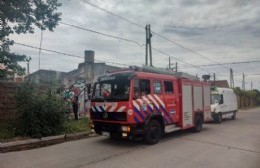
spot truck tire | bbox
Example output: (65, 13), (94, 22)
(193, 115), (203, 132)
(231, 111), (236, 120)
(144, 120), (161, 145)
(214, 113), (222, 123)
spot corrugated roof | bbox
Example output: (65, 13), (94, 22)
(210, 80), (229, 88)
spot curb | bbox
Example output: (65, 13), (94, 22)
(0, 131), (98, 153)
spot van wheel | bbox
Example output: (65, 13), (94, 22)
(144, 120), (161, 145)
(215, 113), (222, 123)
(231, 111), (236, 120)
(193, 115), (203, 132)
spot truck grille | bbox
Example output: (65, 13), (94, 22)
(91, 112), (127, 121)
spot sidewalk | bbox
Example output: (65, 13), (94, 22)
(0, 131), (97, 153)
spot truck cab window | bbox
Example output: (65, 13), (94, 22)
(164, 81), (173, 94)
(134, 79), (150, 98)
(211, 94), (221, 104)
(140, 79), (150, 96)
(153, 80), (162, 94)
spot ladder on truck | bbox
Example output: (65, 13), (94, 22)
(130, 65), (200, 81)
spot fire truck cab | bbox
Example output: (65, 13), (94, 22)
(90, 66), (211, 144)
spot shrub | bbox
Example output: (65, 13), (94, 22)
(15, 82), (65, 138)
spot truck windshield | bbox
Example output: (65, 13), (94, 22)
(92, 76), (130, 102)
(211, 94), (220, 104)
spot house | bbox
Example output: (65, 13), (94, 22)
(25, 50), (121, 87)
(210, 80), (230, 88)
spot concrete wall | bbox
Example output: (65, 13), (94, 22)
(25, 70), (66, 85)
(25, 50), (122, 87)
(0, 82), (17, 121)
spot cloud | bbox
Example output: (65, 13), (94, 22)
(9, 0), (260, 89)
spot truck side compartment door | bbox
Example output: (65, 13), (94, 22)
(203, 84), (211, 121)
(181, 81), (193, 128)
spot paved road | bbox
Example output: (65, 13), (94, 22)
(1, 108), (260, 168)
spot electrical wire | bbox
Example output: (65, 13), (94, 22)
(199, 60), (260, 66)
(152, 47), (212, 73)
(59, 22), (144, 47)
(59, 21), (214, 74)
(14, 42), (130, 67)
(81, 0), (230, 70)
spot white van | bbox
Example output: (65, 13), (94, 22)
(211, 87), (238, 123)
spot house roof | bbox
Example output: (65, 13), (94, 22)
(210, 80), (230, 88)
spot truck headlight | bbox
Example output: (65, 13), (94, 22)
(121, 126), (131, 132)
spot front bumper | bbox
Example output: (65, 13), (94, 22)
(92, 121), (144, 139)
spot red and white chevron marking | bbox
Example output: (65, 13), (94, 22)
(133, 94), (164, 111)
(91, 103), (126, 112)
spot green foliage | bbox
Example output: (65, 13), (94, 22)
(15, 81), (65, 138)
(233, 87), (260, 107)
(0, 0), (62, 79)
(0, 122), (16, 142)
(233, 87), (242, 95)
(64, 118), (90, 134)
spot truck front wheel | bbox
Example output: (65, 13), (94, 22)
(144, 120), (161, 145)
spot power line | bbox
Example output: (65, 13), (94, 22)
(81, 0), (230, 70)
(59, 21), (214, 74)
(14, 42), (130, 67)
(199, 60), (260, 66)
(80, 0), (144, 28)
(215, 73), (260, 76)
(61, 22), (205, 72)
(152, 47), (212, 73)
(59, 22), (144, 47)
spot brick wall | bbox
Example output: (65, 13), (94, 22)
(0, 82), (18, 121)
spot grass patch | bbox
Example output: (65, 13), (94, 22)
(0, 122), (16, 142)
(64, 117), (90, 134)
(0, 118), (90, 142)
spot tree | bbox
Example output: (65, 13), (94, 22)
(15, 81), (66, 138)
(0, 0), (62, 79)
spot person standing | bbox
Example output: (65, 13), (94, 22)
(72, 96), (79, 120)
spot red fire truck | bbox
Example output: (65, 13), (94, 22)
(90, 66), (211, 144)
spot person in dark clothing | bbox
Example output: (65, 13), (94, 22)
(72, 96), (79, 120)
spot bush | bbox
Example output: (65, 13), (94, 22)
(15, 82), (65, 138)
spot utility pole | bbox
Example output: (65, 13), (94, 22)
(38, 30), (43, 70)
(145, 24), (153, 66)
(148, 25), (152, 67)
(242, 73), (245, 90)
(26, 57), (32, 75)
(168, 57), (178, 71)
(213, 73), (216, 86)
(145, 25), (148, 66)
(230, 68), (234, 88)
(169, 57), (171, 69)
(251, 81), (253, 90)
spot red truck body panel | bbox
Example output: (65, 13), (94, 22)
(90, 70), (211, 131)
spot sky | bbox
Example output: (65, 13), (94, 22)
(10, 0), (260, 90)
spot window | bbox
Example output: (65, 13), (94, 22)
(92, 75), (130, 102)
(94, 83), (111, 98)
(140, 79), (150, 95)
(133, 79), (150, 99)
(153, 80), (162, 94)
(164, 81), (173, 94)
(211, 94), (221, 104)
